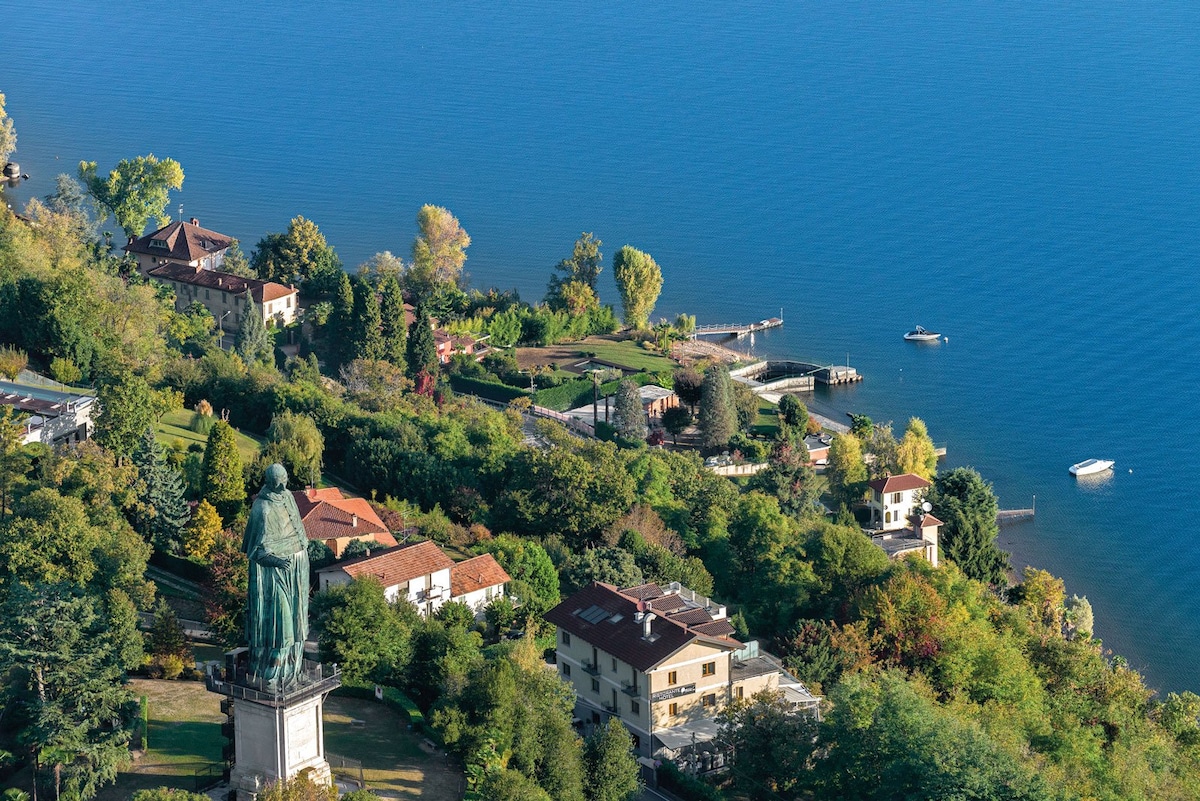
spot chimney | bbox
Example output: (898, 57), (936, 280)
(642, 612), (657, 639)
(351, 514), (358, 528)
(190, 217), (199, 226)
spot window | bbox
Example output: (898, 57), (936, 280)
(885, 511), (892, 524)
(561, 631), (571, 646)
(611, 657), (617, 672)
(891, 492), (903, 504)
(205, 290), (210, 300)
(631, 700), (640, 715)
(591, 679), (599, 693)
(702, 662), (716, 677)
(735, 686), (744, 699)
(702, 694), (716, 708)
(668, 703), (678, 717)
(222, 292), (228, 304)
(562, 663), (571, 677)
(668, 671), (677, 686)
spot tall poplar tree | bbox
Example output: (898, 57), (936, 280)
(349, 277), (384, 361)
(612, 245), (663, 330)
(827, 433), (868, 509)
(406, 302), (438, 380)
(379, 273), (408, 369)
(201, 420), (245, 525)
(698, 365), (736, 449)
(132, 427), (190, 555)
(234, 291), (274, 367)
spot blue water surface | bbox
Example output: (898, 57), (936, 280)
(3, 1), (1198, 691)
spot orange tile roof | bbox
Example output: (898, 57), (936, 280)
(450, 554), (511, 597)
(868, 473), (932, 493)
(331, 540), (454, 587)
(148, 262), (296, 304)
(291, 489), (396, 550)
(124, 219), (231, 262)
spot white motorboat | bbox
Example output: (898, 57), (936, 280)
(1070, 459), (1114, 476)
(904, 325), (941, 342)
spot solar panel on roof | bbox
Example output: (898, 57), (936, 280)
(578, 605), (611, 624)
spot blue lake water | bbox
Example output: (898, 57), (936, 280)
(4, 2), (1199, 691)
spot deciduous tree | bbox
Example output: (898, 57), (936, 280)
(611, 245), (662, 330)
(546, 233), (603, 306)
(671, 367), (703, 413)
(409, 205), (470, 297)
(262, 411), (324, 488)
(78, 154), (184, 241)
(661, 406), (692, 445)
(896, 417), (938, 480)
(183, 499), (222, 562)
(826, 433), (868, 509)
(251, 216), (342, 295)
(0, 92), (16, 167)
(312, 577), (418, 684)
(94, 372), (162, 458)
(718, 690), (818, 801)
(0, 406), (28, 520)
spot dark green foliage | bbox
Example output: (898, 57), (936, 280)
(340, 538), (372, 560)
(235, 291), (275, 366)
(379, 273), (408, 369)
(436, 600), (477, 630)
(718, 690), (819, 801)
(731, 380), (759, 432)
(478, 536), (561, 621)
(562, 547), (644, 594)
(94, 372), (159, 457)
(619, 531), (714, 596)
(147, 598), (190, 664)
(406, 302), (438, 380)
(350, 277), (384, 361)
(672, 367), (703, 412)
(329, 270), (356, 370)
(613, 379), (647, 441)
(776, 394), (807, 429)
(448, 375), (529, 404)
(698, 365), (736, 449)
(0, 583), (142, 801)
(306, 538), (334, 573)
(132, 427), (190, 554)
(747, 440), (821, 518)
(583, 718), (641, 801)
(928, 467), (1010, 585)
(312, 577), (418, 684)
(661, 405), (692, 444)
(200, 420), (245, 524)
(404, 618), (484, 711)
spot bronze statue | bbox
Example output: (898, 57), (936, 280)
(242, 463), (309, 688)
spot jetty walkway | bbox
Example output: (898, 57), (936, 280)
(694, 317), (783, 339)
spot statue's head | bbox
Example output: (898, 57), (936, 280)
(265, 463), (289, 492)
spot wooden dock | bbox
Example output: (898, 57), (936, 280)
(997, 508), (1035, 526)
(694, 317), (783, 339)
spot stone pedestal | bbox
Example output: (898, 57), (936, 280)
(207, 654), (342, 798)
(228, 691), (332, 795)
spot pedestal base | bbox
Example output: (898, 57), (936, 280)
(227, 690), (332, 795)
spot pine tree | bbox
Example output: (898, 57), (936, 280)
(329, 270), (356, 370)
(132, 427), (190, 555)
(698, 365), (737, 449)
(613, 380), (648, 441)
(379, 273), (408, 369)
(234, 290), (274, 366)
(406, 301), (438, 381)
(350, 277), (384, 361)
(201, 420), (245, 525)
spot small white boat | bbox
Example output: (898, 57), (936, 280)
(904, 325), (941, 342)
(1070, 459), (1114, 476)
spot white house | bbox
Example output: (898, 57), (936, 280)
(316, 541), (509, 618)
(867, 473), (931, 530)
(0, 380), (95, 446)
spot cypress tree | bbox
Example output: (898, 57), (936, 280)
(613, 379), (648, 441)
(406, 301), (438, 380)
(698, 365), (737, 449)
(329, 270), (356, 370)
(132, 427), (190, 555)
(379, 273), (408, 369)
(584, 719), (641, 801)
(234, 290), (274, 366)
(201, 420), (245, 525)
(350, 277), (384, 361)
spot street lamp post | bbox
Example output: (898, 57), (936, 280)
(218, 310), (233, 346)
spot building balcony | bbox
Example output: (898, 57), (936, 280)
(620, 682), (641, 697)
(581, 659), (601, 676)
(601, 701), (618, 713)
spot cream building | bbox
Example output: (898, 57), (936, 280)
(545, 582), (819, 760)
(866, 473), (942, 566)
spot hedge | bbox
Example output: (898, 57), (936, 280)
(149, 551), (209, 584)
(334, 681), (426, 732)
(658, 760), (725, 801)
(532, 371), (662, 412)
(448, 375), (529, 404)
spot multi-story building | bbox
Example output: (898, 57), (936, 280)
(315, 540), (510, 618)
(126, 219), (299, 331)
(865, 473), (942, 566)
(0, 379), (95, 446)
(545, 581), (820, 759)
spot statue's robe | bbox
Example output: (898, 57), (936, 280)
(242, 485), (310, 688)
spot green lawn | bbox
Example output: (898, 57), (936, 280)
(751, 396), (781, 437)
(156, 409), (263, 463)
(571, 339), (677, 372)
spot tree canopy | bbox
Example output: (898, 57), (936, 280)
(78, 154), (184, 241)
(611, 245), (662, 330)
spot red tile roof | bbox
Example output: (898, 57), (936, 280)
(291, 488), (396, 550)
(148, 262), (296, 304)
(125, 219), (232, 262)
(868, 473), (932, 493)
(913, 513), (944, 528)
(329, 540), (454, 587)
(450, 554), (511, 598)
(545, 583), (739, 672)
(691, 620), (737, 638)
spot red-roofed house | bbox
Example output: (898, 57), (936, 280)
(127, 219), (299, 331)
(292, 488), (397, 558)
(867, 473), (932, 530)
(545, 581), (820, 757)
(316, 541), (510, 618)
(449, 554), (511, 616)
